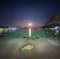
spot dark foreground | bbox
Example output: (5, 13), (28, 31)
(0, 39), (60, 59)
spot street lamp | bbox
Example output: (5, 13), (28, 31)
(28, 23), (32, 38)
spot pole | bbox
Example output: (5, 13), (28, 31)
(29, 28), (31, 37)
(28, 23), (32, 38)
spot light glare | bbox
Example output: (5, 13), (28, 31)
(29, 23), (32, 27)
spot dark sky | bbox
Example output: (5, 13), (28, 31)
(0, 0), (60, 27)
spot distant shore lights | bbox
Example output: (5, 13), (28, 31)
(28, 23), (32, 38)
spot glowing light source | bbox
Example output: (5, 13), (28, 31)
(28, 23), (32, 38)
(12, 27), (17, 31)
(29, 23), (32, 27)
(55, 26), (58, 30)
(29, 23), (32, 26)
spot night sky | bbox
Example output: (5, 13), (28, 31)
(0, 0), (60, 27)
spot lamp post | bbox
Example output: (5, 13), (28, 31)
(28, 23), (32, 38)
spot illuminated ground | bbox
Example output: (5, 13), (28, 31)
(0, 30), (60, 59)
(0, 39), (60, 59)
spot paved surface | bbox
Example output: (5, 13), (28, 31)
(0, 39), (60, 59)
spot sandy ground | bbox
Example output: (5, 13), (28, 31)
(0, 39), (60, 59)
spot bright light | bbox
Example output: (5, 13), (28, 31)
(28, 23), (32, 37)
(29, 23), (32, 27)
(12, 27), (17, 31)
(55, 26), (58, 30)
